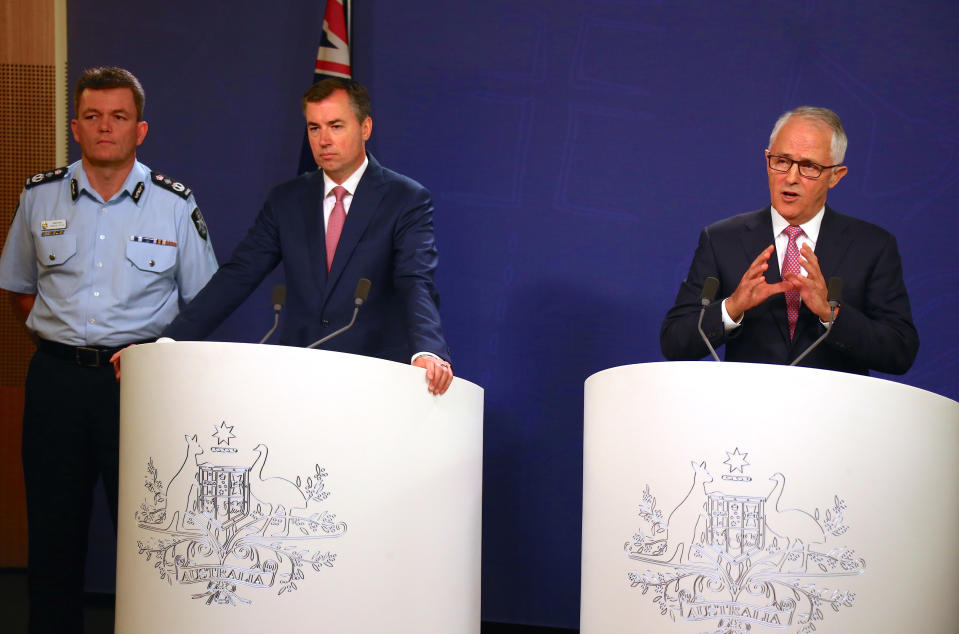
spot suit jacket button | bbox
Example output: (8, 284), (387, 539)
(321, 320), (329, 326)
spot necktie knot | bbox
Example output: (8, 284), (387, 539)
(785, 225), (803, 240)
(333, 185), (348, 204)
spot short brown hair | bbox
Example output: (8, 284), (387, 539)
(302, 78), (371, 123)
(74, 67), (146, 120)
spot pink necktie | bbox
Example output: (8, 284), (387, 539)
(326, 186), (347, 272)
(782, 225), (804, 339)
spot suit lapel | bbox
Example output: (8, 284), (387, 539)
(302, 171), (330, 289)
(741, 208), (779, 281)
(812, 205), (851, 279)
(326, 154), (386, 296)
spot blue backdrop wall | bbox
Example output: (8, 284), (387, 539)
(69, 1), (958, 627)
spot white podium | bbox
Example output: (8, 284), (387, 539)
(581, 362), (959, 633)
(116, 342), (483, 634)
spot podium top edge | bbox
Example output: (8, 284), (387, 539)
(127, 341), (484, 393)
(584, 361), (957, 406)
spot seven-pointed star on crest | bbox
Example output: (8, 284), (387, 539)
(212, 421), (236, 446)
(723, 447), (749, 473)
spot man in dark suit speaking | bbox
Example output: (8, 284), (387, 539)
(159, 78), (453, 393)
(660, 106), (918, 375)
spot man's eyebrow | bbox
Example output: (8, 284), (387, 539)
(776, 152), (823, 163)
(80, 107), (133, 116)
(307, 118), (345, 126)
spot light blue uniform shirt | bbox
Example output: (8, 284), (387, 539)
(0, 160), (218, 346)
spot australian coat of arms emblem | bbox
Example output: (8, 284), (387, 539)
(134, 421), (347, 605)
(625, 448), (865, 633)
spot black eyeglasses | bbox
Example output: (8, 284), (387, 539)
(767, 153), (841, 179)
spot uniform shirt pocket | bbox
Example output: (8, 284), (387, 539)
(34, 234), (80, 299)
(126, 241), (176, 273)
(37, 234), (77, 267)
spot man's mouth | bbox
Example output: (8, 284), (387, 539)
(781, 190), (799, 202)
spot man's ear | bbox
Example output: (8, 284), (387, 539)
(828, 165), (848, 189)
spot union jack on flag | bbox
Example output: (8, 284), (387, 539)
(298, 0), (352, 174)
(316, 0), (351, 79)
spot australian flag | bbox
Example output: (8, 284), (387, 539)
(297, 0), (352, 175)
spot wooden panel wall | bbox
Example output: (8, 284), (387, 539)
(0, 0), (66, 567)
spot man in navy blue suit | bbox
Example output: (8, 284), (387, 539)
(159, 78), (453, 393)
(660, 106), (918, 374)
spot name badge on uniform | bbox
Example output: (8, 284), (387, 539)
(41, 219), (67, 230)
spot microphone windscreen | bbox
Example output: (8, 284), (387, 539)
(272, 285), (286, 308)
(701, 276), (720, 304)
(827, 277), (843, 304)
(354, 278), (371, 304)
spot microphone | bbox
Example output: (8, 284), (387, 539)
(353, 277), (371, 307)
(701, 277), (719, 307)
(697, 276), (721, 362)
(258, 284), (287, 344)
(272, 284), (287, 311)
(827, 276), (842, 311)
(789, 276), (842, 367)
(306, 278), (372, 349)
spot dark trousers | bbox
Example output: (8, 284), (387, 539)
(22, 348), (120, 634)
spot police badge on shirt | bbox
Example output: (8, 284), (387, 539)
(191, 207), (208, 241)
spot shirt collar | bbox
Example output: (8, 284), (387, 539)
(770, 205), (825, 242)
(323, 155), (369, 199)
(74, 160), (149, 204)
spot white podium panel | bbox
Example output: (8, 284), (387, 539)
(116, 342), (483, 634)
(581, 362), (959, 633)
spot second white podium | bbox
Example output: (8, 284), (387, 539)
(581, 362), (959, 633)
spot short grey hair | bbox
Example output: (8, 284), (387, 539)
(768, 106), (847, 165)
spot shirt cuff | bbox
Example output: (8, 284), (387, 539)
(721, 299), (742, 332)
(411, 351), (441, 363)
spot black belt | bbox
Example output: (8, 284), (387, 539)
(37, 338), (148, 368)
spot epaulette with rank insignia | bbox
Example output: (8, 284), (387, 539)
(24, 167), (69, 189)
(151, 171), (193, 200)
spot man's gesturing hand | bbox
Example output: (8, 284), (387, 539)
(725, 244), (791, 322)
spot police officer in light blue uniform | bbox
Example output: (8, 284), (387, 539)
(0, 67), (217, 634)
(2, 161), (217, 346)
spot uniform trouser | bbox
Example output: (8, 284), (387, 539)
(22, 348), (120, 634)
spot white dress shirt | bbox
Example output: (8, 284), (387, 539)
(322, 156), (369, 227)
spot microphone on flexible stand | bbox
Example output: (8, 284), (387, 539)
(258, 285), (286, 344)
(790, 277), (842, 367)
(306, 278), (372, 349)
(697, 276), (721, 362)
